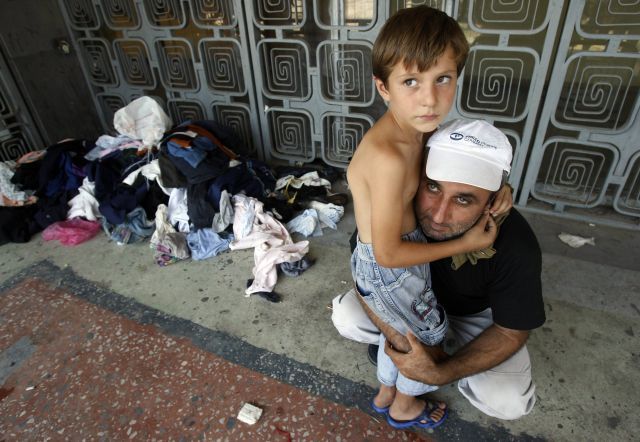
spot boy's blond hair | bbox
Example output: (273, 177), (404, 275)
(372, 6), (469, 84)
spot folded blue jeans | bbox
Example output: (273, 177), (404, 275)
(350, 228), (447, 343)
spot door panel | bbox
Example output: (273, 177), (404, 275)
(0, 0), (102, 149)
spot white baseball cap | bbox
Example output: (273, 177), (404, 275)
(426, 119), (513, 191)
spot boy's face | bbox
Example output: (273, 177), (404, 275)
(375, 46), (458, 135)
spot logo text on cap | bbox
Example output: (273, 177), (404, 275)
(450, 132), (463, 141)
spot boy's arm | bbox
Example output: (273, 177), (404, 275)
(369, 152), (493, 268)
(489, 184), (513, 216)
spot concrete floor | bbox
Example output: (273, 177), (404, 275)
(0, 196), (639, 440)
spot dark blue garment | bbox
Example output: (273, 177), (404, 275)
(37, 139), (92, 198)
(166, 151), (229, 185)
(99, 180), (149, 225)
(33, 191), (72, 230)
(141, 179), (169, 221)
(86, 148), (142, 201)
(45, 153), (84, 196)
(246, 159), (276, 194)
(207, 160), (276, 211)
(187, 181), (216, 229)
(207, 166), (250, 211)
(158, 150), (187, 188)
(33, 139), (89, 230)
(86, 151), (122, 200)
(66, 157), (87, 189)
(10, 158), (41, 190)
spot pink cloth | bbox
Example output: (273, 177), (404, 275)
(42, 218), (101, 246)
(230, 195), (309, 295)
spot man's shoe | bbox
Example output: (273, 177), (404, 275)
(367, 344), (379, 366)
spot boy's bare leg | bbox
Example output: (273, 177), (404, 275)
(355, 292), (408, 410)
(374, 384), (396, 409)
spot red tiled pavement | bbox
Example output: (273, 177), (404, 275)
(0, 278), (429, 441)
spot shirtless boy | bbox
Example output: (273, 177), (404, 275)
(347, 6), (510, 429)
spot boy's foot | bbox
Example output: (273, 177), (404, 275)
(367, 344), (379, 366)
(371, 399), (390, 414)
(372, 385), (396, 414)
(387, 401), (448, 430)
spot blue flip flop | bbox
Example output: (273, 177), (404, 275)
(386, 401), (448, 430)
(371, 399), (390, 415)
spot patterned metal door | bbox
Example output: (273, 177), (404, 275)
(516, 1), (640, 229)
(241, 0), (381, 167)
(50, 0), (640, 229)
(59, 0), (262, 157)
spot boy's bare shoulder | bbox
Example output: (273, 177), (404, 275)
(353, 119), (404, 164)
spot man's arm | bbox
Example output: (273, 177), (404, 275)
(354, 287), (412, 353)
(385, 324), (528, 386)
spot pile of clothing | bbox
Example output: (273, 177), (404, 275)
(0, 97), (347, 301)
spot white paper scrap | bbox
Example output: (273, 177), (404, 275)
(237, 403), (263, 425)
(558, 232), (596, 248)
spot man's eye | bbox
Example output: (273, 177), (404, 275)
(437, 75), (452, 84)
(427, 183), (439, 192)
(404, 79), (417, 87)
(456, 197), (470, 205)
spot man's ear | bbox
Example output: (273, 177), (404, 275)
(374, 76), (391, 102)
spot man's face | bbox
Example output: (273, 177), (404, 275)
(416, 176), (493, 240)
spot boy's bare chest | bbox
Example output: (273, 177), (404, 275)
(403, 174), (420, 203)
(403, 155), (423, 199)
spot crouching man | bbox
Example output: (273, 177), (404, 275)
(332, 119), (545, 420)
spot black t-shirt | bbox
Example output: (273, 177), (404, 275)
(429, 209), (546, 331)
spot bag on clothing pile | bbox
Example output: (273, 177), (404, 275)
(42, 218), (101, 246)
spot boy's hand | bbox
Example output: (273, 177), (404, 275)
(459, 211), (498, 252)
(490, 184), (513, 216)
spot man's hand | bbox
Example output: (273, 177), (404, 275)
(385, 331), (448, 385)
(388, 325), (530, 387)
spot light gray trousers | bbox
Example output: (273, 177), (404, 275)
(331, 289), (537, 420)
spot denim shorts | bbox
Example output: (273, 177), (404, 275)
(350, 228), (447, 346)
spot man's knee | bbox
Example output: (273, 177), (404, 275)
(331, 289), (379, 344)
(459, 371), (536, 420)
